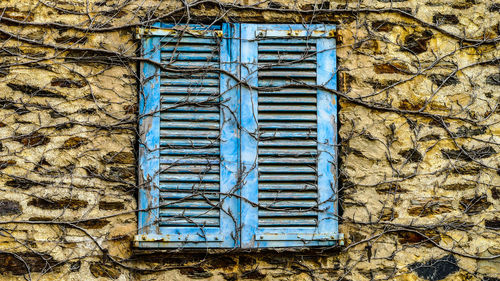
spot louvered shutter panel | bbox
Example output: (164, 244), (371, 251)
(240, 24), (341, 247)
(137, 23), (240, 248)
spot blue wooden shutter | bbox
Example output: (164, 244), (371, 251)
(240, 24), (341, 247)
(137, 23), (240, 248)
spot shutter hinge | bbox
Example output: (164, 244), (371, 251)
(135, 27), (143, 39)
(329, 29), (342, 42)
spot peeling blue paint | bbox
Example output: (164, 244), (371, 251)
(138, 23), (340, 249)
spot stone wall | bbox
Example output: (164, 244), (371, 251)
(0, 0), (498, 280)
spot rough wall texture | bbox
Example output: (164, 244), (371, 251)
(0, 0), (499, 280)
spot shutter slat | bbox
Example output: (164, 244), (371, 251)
(258, 148), (316, 156)
(160, 191), (219, 200)
(260, 200), (317, 208)
(161, 164), (220, 173)
(259, 210), (317, 217)
(259, 174), (317, 181)
(258, 165), (315, 173)
(161, 139), (219, 146)
(160, 173), (220, 182)
(258, 53), (316, 61)
(259, 122), (317, 129)
(259, 88), (316, 94)
(258, 183), (317, 191)
(259, 105), (316, 112)
(259, 63), (317, 70)
(160, 97), (219, 104)
(160, 148), (219, 155)
(159, 182), (219, 190)
(258, 157), (316, 164)
(161, 45), (217, 52)
(160, 156), (218, 162)
(160, 88), (219, 94)
(161, 78), (219, 86)
(161, 105), (219, 112)
(160, 121), (219, 130)
(258, 70), (317, 78)
(164, 61), (219, 67)
(257, 38), (319, 44)
(260, 130), (317, 138)
(161, 112), (220, 120)
(259, 140), (317, 146)
(258, 96), (317, 103)
(259, 113), (316, 121)
(259, 191), (317, 199)
(160, 200), (220, 208)
(162, 72), (219, 79)
(259, 79), (316, 87)
(160, 129), (219, 138)
(160, 208), (219, 217)
(159, 218), (219, 226)
(258, 44), (316, 52)
(161, 53), (219, 61)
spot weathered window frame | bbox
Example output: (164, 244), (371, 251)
(136, 23), (342, 249)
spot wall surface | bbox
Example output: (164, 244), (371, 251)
(0, 0), (499, 280)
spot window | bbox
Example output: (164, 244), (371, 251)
(136, 23), (342, 248)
